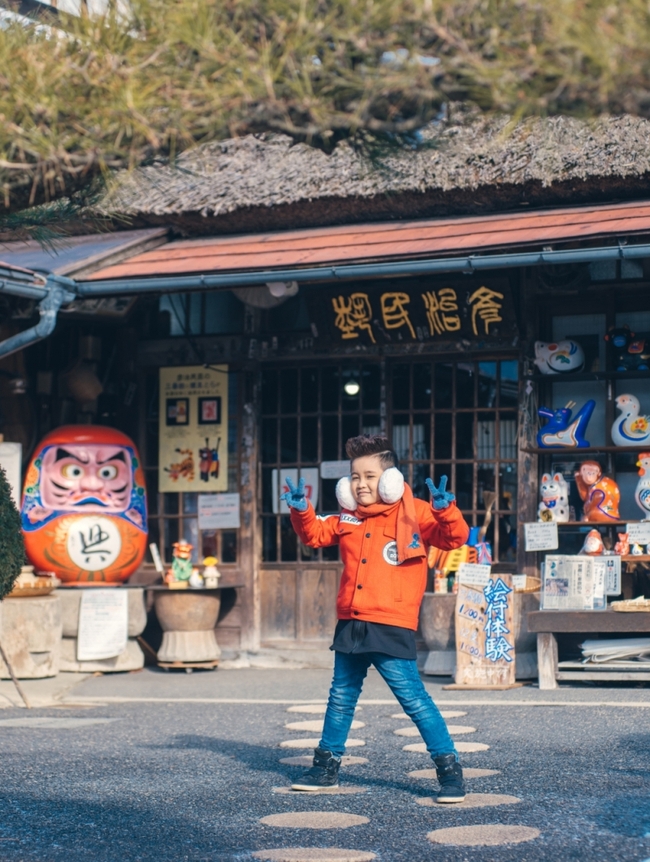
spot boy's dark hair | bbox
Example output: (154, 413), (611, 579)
(345, 435), (399, 470)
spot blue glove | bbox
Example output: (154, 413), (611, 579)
(280, 476), (308, 512)
(426, 476), (455, 510)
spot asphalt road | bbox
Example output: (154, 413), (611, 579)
(0, 668), (648, 861)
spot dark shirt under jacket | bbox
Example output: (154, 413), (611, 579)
(330, 619), (417, 661)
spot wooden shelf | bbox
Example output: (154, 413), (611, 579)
(523, 447), (642, 454)
(530, 370), (650, 383)
(622, 555), (650, 562)
(554, 520), (630, 527)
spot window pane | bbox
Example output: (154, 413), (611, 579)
(456, 413), (474, 459)
(499, 361), (519, 408)
(321, 478), (339, 513)
(301, 416), (318, 463)
(262, 517), (277, 562)
(434, 413), (452, 460)
(477, 412), (497, 463)
(362, 364), (381, 411)
(164, 494), (179, 515)
(183, 493), (198, 515)
(477, 464), (496, 510)
(147, 520), (160, 563)
(322, 415), (339, 460)
(262, 467), (274, 514)
(342, 414), (360, 447)
(455, 463), (474, 511)
(362, 415), (381, 437)
(280, 368), (298, 413)
(433, 363), (453, 410)
(262, 418), (278, 463)
(412, 416), (431, 460)
(413, 363), (432, 410)
(478, 362), (497, 408)
(280, 515), (297, 561)
(146, 470), (158, 514)
(183, 518), (200, 563)
(456, 364), (474, 408)
(280, 417), (298, 463)
(163, 518), (179, 563)
(222, 531), (237, 563)
(261, 370), (278, 414)
(321, 366), (339, 411)
(392, 418), (410, 463)
(412, 463), (430, 501)
(342, 370), (361, 412)
(392, 364), (410, 410)
(201, 530), (217, 559)
(300, 368), (319, 413)
(499, 417), (518, 460)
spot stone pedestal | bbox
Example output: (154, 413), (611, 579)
(154, 590), (221, 663)
(56, 588), (147, 672)
(0, 595), (62, 679)
(420, 591), (540, 679)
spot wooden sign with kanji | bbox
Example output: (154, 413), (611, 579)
(454, 572), (516, 688)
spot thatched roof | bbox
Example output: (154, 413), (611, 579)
(103, 114), (650, 235)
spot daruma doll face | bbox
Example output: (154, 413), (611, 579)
(21, 425), (147, 584)
(40, 444), (133, 513)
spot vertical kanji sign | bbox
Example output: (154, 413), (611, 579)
(455, 572), (515, 687)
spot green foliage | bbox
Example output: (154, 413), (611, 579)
(2, 0), (650, 213)
(0, 467), (24, 600)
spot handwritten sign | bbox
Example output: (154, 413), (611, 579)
(525, 522), (559, 552)
(307, 277), (517, 346)
(455, 573), (515, 687)
(77, 589), (128, 661)
(457, 563), (492, 587)
(198, 493), (241, 530)
(626, 523), (650, 544)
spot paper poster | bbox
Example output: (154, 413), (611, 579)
(272, 468), (319, 514)
(457, 563), (492, 588)
(626, 523), (650, 544)
(541, 555), (606, 611)
(524, 522), (559, 552)
(455, 573), (516, 687)
(77, 589), (128, 661)
(0, 442), (22, 508)
(320, 460), (350, 479)
(159, 366), (228, 492)
(198, 493), (241, 529)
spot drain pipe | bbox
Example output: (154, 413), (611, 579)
(0, 276), (76, 360)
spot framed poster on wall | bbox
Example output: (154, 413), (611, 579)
(158, 365), (229, 492)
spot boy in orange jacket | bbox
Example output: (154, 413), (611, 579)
(281, 434), (470, 802)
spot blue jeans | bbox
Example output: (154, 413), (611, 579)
(319, 651), (458, 761)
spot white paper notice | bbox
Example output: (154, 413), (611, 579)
(77, 589), (128, 661)
(626, 523), (650, 544)
(320, 460), (351, 479)
(457, 563), (492, 588)
(198, 493), (241, 530)
(525, 522), (559, 552)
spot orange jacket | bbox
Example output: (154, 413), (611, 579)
(290, 497), (470, 630)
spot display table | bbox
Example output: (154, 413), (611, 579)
(528, 610), (650, 689)
(146, 584), (243, 670)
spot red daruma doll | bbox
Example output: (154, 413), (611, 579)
(21, 426), (148, 583)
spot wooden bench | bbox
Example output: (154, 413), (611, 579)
(527, 610), (650, 689)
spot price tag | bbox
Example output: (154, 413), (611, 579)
(512, 574), (528, 591)
(457, 563), (492, 587)
(626, 523), (650, 544)
(525, 522), (559, 552)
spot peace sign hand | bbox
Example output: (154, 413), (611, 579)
(280, 476), (308, 512)
(425, 475), (455, 511)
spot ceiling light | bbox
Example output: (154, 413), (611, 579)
(344, 380), (360, 396)
(266, 280), (299, 298)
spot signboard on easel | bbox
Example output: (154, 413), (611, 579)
(454, 572), (516, 688)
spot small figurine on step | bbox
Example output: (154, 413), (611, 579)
(605, 325), (650, 372)
(166, 539), (194, 585)
(615, 533), (630, 556)
(574, 461), (620, 522)
(538, 473), (570, 522)
(580, 529), (604, 556)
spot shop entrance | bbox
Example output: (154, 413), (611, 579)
(259, 356), (519, 646)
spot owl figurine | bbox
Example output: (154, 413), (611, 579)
(635, 452), (650, 520)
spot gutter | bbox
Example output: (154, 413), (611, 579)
(76, 240), (650, 296)
(0, 273), (76, 360)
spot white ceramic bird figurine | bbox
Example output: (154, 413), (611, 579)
(635, 452), (650, 520)
(611, 394), (650, 447)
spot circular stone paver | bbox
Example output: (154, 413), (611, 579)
(279, 739), (365, 749)
(273, 786), (368, 795)
(393, 726), (420, 737)
(287, 705), (361, 714)
(280, 756), (368, 767)
(403, 741), (489, 753)
(427, 825), (540, 847)
(395, 725), (476, 738)
(285, 720), (365, 732)
(252, 849), (376, 861)
(408, 768), (500, 780)
(416, 793), (521, 808)
(441, 711), (467, 719)
(260, 812), (369, 830)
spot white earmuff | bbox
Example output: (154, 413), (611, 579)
(378, 467), (405, 504)
(336, 476), (356, 511)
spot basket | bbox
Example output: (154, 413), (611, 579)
(516, 575), (541, 593)
(611, 597), (650, 612)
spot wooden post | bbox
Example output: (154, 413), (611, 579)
(537, 632), (558, 690)
(238, 371), (260, 652)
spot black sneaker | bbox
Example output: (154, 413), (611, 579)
(291, 747), (341, 791)
(434, 753), (465, 803)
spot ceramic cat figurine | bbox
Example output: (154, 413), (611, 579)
(538, 473), (570, 522)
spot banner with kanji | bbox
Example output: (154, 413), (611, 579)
(455, 573), (516, 687)
(307, 277), (517, 346)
